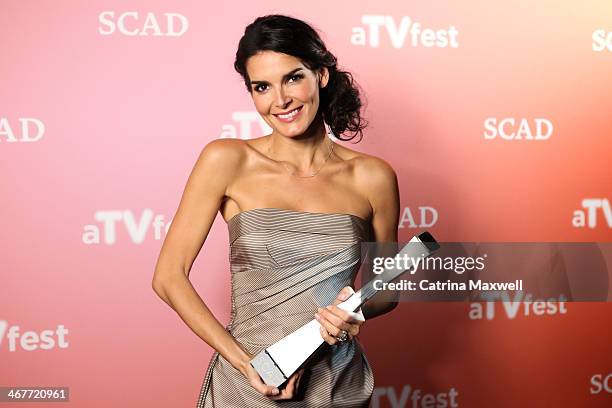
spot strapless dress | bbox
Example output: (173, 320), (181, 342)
(196, 207), (374, 407)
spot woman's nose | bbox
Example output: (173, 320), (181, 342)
(274, 88), (291, 108)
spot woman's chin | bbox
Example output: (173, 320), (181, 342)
(275, 120), (320, 138)
(276, 126), (308, 138)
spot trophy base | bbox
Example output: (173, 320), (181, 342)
(250, 349), (287, 387)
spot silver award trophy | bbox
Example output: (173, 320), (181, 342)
(250, 231), (440, 387)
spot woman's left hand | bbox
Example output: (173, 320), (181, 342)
(315, 286), (365, 345)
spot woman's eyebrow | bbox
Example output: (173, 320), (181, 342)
(250, 68), (303, 86)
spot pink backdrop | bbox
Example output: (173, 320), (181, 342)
(1, 1), (611, 407)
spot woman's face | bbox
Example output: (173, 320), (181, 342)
(245, 51), (328, 138)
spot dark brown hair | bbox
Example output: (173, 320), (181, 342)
(234, 14), (367, 142)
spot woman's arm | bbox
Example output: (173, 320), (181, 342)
(357, 156), (401, 320)
(315, 156), (400, 343)
(151, 139), (278, 395)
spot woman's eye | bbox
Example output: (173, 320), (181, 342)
(253, 75), (302, 93)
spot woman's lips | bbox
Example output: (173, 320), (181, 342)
(273, 106), (303, 123)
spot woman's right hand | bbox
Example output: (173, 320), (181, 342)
(239, 357), (304, 400)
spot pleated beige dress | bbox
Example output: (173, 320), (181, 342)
(196, 207), (374, 407)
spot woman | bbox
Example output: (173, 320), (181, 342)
(152, 14), (400, 407)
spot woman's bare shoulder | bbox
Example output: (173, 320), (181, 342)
(198, 137), (248, 165)
(335, 142), (397, 181)
(337, 144), (399, 222)
(205, 136), (272, 160)
(201, 137), (247, 155)
(187, 138), (251, 193)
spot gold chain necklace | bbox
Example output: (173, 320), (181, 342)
(277, 137), (334, 178)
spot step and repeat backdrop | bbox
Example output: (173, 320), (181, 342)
(2, 1), (611, 407)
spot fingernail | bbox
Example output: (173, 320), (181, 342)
(326, 305), (332, 310)
(314, 313), (320, 319)
(317, 307), (323, 313)
(273, 388), (279, 395)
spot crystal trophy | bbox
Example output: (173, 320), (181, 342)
(250, 231), (440, 387)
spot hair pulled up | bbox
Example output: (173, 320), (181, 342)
(234, 14), (367, 142)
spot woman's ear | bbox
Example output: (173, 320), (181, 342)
(319, 67), (330, 89)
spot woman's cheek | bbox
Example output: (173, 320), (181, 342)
(253, 97), (269, 116)
(300, 84), (318, 100)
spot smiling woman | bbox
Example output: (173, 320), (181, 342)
(151, 13), (401, 408)
(234, 15), (367, 144)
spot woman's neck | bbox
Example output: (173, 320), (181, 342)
(266, 117), (332, 172)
